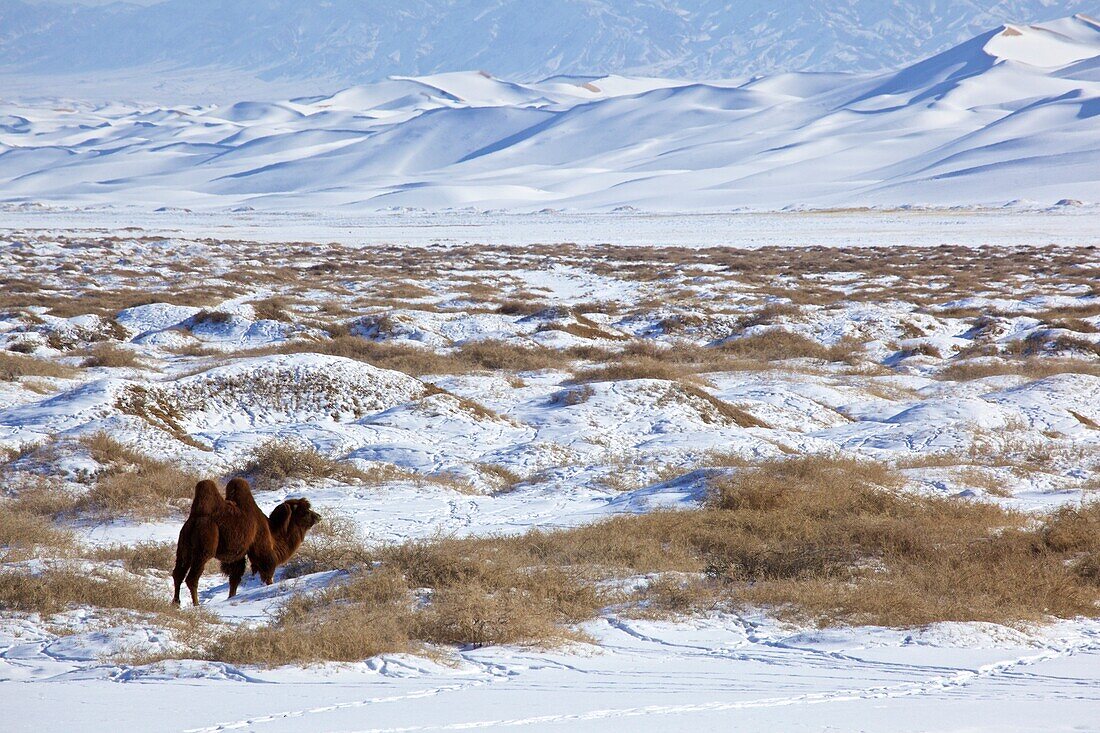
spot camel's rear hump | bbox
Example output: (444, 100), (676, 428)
(188, 479), (223, 517)
(225, 476), (261, 512)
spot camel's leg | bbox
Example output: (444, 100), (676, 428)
(223, 558), (247, 599)
(185, 554), (209, 607)
(171, 532), (191, 606)
(255, 560), (275, 586)
(248, 550), (276, 586)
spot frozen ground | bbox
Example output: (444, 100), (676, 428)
(7, 613), (1100, 733)
(3, 206), (1100, 249)
(1, 225), (1098, 732)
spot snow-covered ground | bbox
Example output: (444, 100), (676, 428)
(3, 205), (1100, 248)
(1, 223), (1098, 731)
(2, 15), (1099, 212)
(7, 613), (1099, 733)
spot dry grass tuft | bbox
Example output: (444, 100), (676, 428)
(0, 352), (78, 381)
(0, 567), (171, 617)
(250, 296), (296, 322)
(6, 477), (79, 520)
(281, 511), (372, 578)
(677, 384), (769, 428)
(240, 439), (373, 490)
(90, 541), (177, 574)
(478, 463), (525, 493)
(938, 358), (1100, 381)
(82, 343), (144, 369)
(718, 331), (863, 364)
(0, 503), (75, 560)
(573, 356), (710, 385)
(74, 433), (201, 518)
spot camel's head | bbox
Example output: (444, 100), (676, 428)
(269, 497), (321, 540)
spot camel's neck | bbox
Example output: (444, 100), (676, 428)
(270, 528), (306, 564)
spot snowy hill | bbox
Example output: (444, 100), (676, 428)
(0, 0), (1096, 99)
(1, 15), (1098, 211)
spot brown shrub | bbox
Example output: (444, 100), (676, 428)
(250, 296), (295, 322)
(455, 340), (564, 372)
(1041, 502), (1100, 555)
(189, 310), (234, 327)
(240, 439), (372, 490)
(0, 567), (171, 617)
(735, 302), (802, 329)
(897, 343), (943, 360)
(938, 358), (1100, 381)
(74, 433), (201, 518)
(0, 352), (78, 381)
(717, 331), (862, 364)
(496, 299), (550, 316)
(82, 343), (143, 369)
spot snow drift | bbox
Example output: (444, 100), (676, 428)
(0, 16), (1098, 210)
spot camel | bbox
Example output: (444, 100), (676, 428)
(172, 477), (320, 606)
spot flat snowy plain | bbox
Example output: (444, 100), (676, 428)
(1, 213), (1098, 732)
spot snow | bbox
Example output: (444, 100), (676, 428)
(2, 226), (1099, 731)
(4, 613), (1098, 733)
(2, 16), (1099, 212)
(1, 11), (1099, 731)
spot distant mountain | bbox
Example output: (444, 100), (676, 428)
(1, 15), (1098, 211)
(0, 0), (1097, 96)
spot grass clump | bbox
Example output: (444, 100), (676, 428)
(717, 331), (863, 364)
(74, 433), (201, 518)
(938, 357), (1100, 381)
(573, 356), (708, 385)
(0, 567), (171, 617)
(0, 352), (78, 381)
(240, 439), (372, 489)
(81, 343), (143, 369)
(90, 541), (177, 574)
(0, 504), (75, 561)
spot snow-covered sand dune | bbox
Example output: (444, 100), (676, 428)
(2, 15), (1099, 212)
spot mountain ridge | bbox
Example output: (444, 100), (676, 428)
(1, 0), (1097, 102)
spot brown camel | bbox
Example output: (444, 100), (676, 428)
(172, 477), (320, 606)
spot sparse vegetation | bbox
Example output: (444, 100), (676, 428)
(73, 433), (201, 518)
(937, 357), (1100, 381)
(239, 439), (373, 489)
(0, 502), (75, 560)
(5, 235), (1100, 673)
(82, 342), (144, 368)
(0, 567), (171, 616)
(0, 352), (78, 381)
(184, 456), (1100, 665)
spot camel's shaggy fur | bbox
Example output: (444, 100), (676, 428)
(172, 478), (320, 606)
